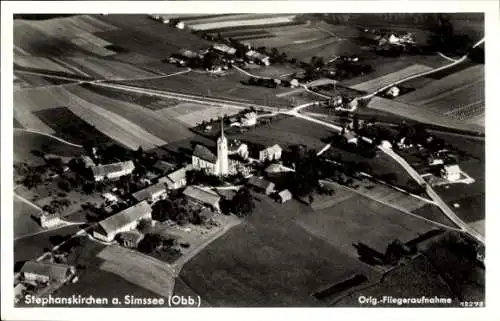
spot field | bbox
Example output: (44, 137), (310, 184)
(186, 14), (297, 31)
(14, 130), (84, 165)
(297, 194), (438, 257)
(176, 194), (380, 307)
(396, 64), (484, 125)
(335, 255), (459, 306)
(34, 107), (114, 146)
(229, 116), (334, 152)
(15, 83), (195, 150)
(14, 224), (82, 264)
(14, 196), (43, 239)
(366, 97), (483, 133)
(97, 245), (176, 298)
(117, 71), (295, 107)
(65, 85), (194, 144)
(52, 238), (162, 306)
(349, 64), (433, 92)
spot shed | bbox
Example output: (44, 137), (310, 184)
(248, 176), (275, 195)
(278, 189), (292, 203)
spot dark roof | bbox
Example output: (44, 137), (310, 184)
(193, 145), (217, 163)
(98, 201), (152, 236)
(248, 176), (274, 190)
(153, 160), (176, 173)
(21, 261), (74, 280)
(132, 183), (167, 202)
(183, 186), (221, 207)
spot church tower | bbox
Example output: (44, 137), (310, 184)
(216, 118), (229, 176)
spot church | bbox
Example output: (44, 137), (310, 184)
(191, 120), (250, 176)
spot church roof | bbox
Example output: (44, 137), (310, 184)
(193, 145), (217, 163)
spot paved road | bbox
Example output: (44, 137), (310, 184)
(14, 128), (84, 148)
(379, 145), (485, 244)
(95, 81), (281, 112)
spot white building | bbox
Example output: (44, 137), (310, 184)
(278, 189), (293, 203)
(158, 165), (192, 190)
(176, 21), (185, 29)
(40, 213), (62, 229)
(386, 86), (400, 97)
(92, 161), (135, 182)
(246, 50), (271, 66)
(241, 112), (257, 127)
(212, 43), (237, 56)
(441, 164), (461, 182)
(93, 201), (152, 242)
(229, 140), (249, 160)
(192, 120), (229, 176)
(259, 144), (282, 162)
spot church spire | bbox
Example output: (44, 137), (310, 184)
(220, 117), (225, 138)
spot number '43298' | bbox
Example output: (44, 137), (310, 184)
(460, 301), (484, 307)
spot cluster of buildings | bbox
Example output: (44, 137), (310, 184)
(15, 261), (77, 303)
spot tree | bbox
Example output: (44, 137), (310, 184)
(230, 187), (255, 217)
(152, 199), (175, 222)
(58, 180), (71, 192)
(137, 218), (151, 232)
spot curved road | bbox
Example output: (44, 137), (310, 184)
(14, 128), (84, 148)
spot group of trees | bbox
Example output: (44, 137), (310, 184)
(247, 77), (278, 88)
(329, 132), (377, 158)
(136, 233), (177, 254)
(42, 198), (72, 214)
(151, 198), (212, 226)
(221, 187), (255, 217)
(427, 14), (474, 55)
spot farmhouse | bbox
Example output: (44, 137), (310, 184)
(265, 163), (295, 177)
(158, 165), (192, 190)
(229, 140), (250, 160)
(183, 186), (221, 213)
(241, 112), (257, 127)
(93, 200), (152, 242)
(344, 131), (359, 144)
(248, 176), (275, 195)
(14, 283), (26, 303)
(21, 261), (75, 283)
(441, 164), (461, 182)
(132, 183), (167, 204)
(39, 213), (62, 229)
(179, 48), (199, 60)
(386, 86), (400, 97)
(92, 161), (135, 181)
(246, 50), (271, 66)
(152, 160), (176, 174)
(102, 192), (119, 204)
(278, 189), (293, 203)
(212, 43), (237, 56)
(259, 144), (282, 162)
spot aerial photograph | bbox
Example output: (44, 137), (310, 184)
(11, 12), (485, 308)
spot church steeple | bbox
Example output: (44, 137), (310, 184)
(220, 117), (225, 138)
(216, 117), (229, 176)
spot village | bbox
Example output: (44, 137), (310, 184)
(10, 12), (486, 308)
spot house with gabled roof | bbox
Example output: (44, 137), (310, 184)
(21, 261), (75, 283)
(91, 160), (135, 181)
(93, 200), (152, 242)
(183, 186), (221, 212)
